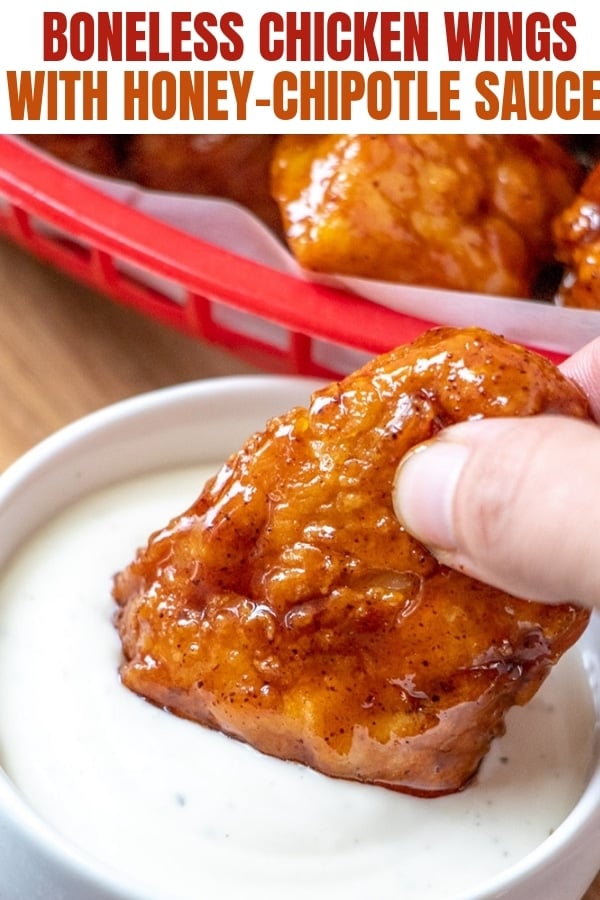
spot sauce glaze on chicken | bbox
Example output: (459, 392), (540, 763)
(114, 327), (590, 795)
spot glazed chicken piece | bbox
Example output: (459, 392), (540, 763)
(271, 134), (582, 298)
(124, 134), (283, 233)
(114, 327), (590, 796)
(553, 161), (600, 309)
(24, 135), (123, 177)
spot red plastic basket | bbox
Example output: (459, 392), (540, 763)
(0, 135), (562, 376)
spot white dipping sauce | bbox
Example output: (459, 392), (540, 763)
(0, 466), (595, 900)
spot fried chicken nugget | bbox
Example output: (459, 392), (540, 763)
(114, 327), (590, 796)
(124, 134), (283, 233)
(271, 134), (582, 298)
(24, 135), (122, 177)
(553, 161), (600, 309)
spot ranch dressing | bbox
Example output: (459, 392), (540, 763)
(0, 466), (594, 900)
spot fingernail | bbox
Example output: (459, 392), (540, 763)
(393, 439), (470, 551)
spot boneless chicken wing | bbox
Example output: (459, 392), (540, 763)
(553, 160), (600, 309)
(114, 327), (590, 795)
(124, 134), (283, 233)
(271, 134), (582, 298)
(25, 135), (122, 177)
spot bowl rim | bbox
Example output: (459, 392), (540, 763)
(458, 616), (600, 899)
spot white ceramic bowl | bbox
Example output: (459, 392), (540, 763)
(0, 376), (598, 900)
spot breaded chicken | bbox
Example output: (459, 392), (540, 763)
(114, 327), (590, 795)
(271, 134), (582, 298)
(24, 135), (122, 177)
(125, 134), (283, 233)
(554, 161), (600, 309)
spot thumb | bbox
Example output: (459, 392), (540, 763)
(393, 415), (600, 607)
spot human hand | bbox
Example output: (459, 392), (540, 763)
(393, 337), (600, 607)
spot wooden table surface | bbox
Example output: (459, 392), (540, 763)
(0, 234), (598, 899)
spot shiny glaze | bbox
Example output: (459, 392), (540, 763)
(114, 327), (590, 795)
(271, 135), (582, 297)
(554, 161), (600, 308)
